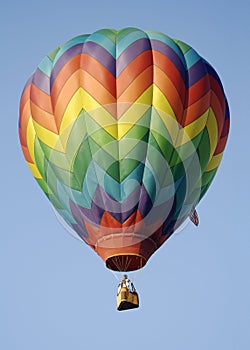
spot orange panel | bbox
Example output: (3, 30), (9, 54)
(187, 74), (210, 106)
(30, 101), (59, 134)
(152, 50), (186, 104)
(30, 84), (53, 114)
(210, 91), (225, 136)
(20, 83), (32, 114)
(117, 51), (153, 97)
(118, 66), (153, 103)
(183, 91), (211, 126)
(154, 65), (184, 122)
(51, 54), (116, 106)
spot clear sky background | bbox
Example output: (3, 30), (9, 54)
(1, 1), (249, 349)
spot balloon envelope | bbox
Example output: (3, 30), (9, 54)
(19, 28), (230, 271)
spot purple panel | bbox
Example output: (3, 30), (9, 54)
(116, 38), (152, 76)
(51, 44), (83, 86)
(162, 195), (178, 234)
(109, 203), (138, 224)
(150, 39), (187, 85)
(32, 68), (51, 95)
(50, 41), (116, 87)
(224, 102), (230, 120)
(69, 183), (154, 225)
(82, 41), (116, 77)
(205, 60), (224, 89)
(72, 222), (88, 238)
(187, 59), (207, 87)
(137, 184), (153, 218)
(70, 198), (104, 226)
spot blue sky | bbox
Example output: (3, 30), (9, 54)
(1, 1), (249, 349)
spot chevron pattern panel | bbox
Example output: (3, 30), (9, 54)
(19, 28), (230, 271)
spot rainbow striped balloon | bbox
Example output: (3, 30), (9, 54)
(19, 28), (230, 271)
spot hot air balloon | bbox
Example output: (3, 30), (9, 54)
(19, 28), (230, 310)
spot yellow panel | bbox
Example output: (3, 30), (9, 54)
(114, 86), (154, 140)
(206, 108), (218, 161)
(58, 86), (179, 142)
(102, 88), (153, 140)
(28, 162), (42, 179)
(103, 124), (118, 139)
(206, 152), (223, 172)
(136, 84), (153, 106)
(152, 85), (177, 120)
(60, 88), (117, 136)
(55, 125), (74, 153)
(60, 88), (95, 134)
(176, 109), (210, 148)
(26, 117), (36, 162)
(157, 108), (210, 149)
(32, 119), (58, 149)
(104, 123), (135, 140)
(118, 103), (149, 125)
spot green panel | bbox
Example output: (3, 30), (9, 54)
(201, 168), (217, 187)
(36, 178), (50, 195)
(72, 138), (93, 189)
(174, 40), (192, 54)
(117, 27), (140, 42)
(197, 128), (211, 172)
(106, 159), (141, 183)
(171, 161), (186, 182)
(175, 178), (187, 211)
(34, 137), (47, 179)
(151, 130), (176, 164)
(47, 46), (62, 61)
(97, 28), (117, 42)
(47, 192), (65, 210)
(148, 132), (164, 156)
(90, 128), (116, 148)
(123, 124), (149, 142)
(39, 140), (72, 172)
